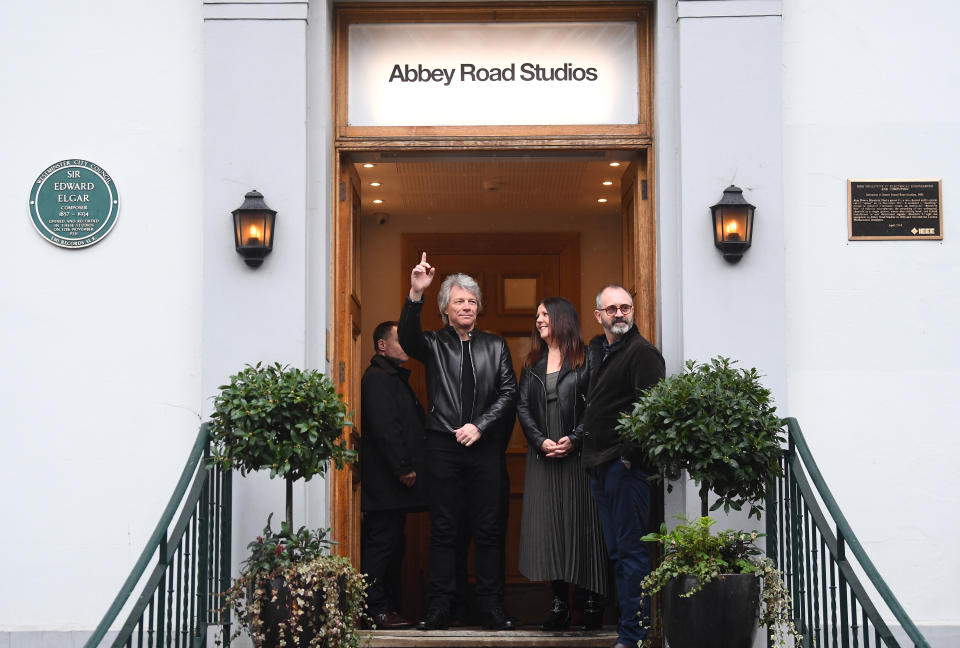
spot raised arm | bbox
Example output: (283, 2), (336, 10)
(409, 251), (436, 301)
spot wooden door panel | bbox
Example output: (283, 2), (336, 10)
(332, 159), (363, 564)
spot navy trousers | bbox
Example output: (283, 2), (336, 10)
(590, 458), (652, 645)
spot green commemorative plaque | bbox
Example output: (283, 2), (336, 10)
(29, 159), (119, 248)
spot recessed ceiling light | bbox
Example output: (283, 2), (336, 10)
(609, 162), (621, 167)
(597, 198), (608, 203)
(372, 199), (383, 204)
(370, 182), (382, 187)
(363, 163), (375, 168)
(602, 181), (613, 186)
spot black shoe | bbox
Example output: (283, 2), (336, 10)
(483, 607), (517, 631)
(540, 596), (571, 631)
(416, 607), (450, 631)
(583, 597), (604, 631)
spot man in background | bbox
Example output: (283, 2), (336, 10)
(360, 321), (428, 629)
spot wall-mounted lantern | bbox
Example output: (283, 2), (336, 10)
(232, 190), (276, 268)
(711, 184), (755, 263)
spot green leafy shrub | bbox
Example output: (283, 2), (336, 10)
(640, 517), (800, 648)
(618, 356), (785, 519)
(209, 362), (355, 483)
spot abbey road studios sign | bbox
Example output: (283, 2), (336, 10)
(30, 159), (119, 248)
(348, 22), (639, 127)
(848, 179), (942, 240)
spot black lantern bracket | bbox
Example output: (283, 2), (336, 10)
(232, 189), (277, 268)
(711, 184), (755, 263)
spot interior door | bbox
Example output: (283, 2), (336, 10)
(331, 158), (363, 563)
(398, 232), (580, 621)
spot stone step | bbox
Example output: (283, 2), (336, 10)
(365, 627), (619, 648)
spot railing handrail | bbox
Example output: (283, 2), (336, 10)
(85, 422), (212, 648)
(785, 417), (930, 648)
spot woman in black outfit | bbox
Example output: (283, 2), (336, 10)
(517, 297), (607, 630)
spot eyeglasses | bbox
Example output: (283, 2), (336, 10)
(599, 304), (633, 316)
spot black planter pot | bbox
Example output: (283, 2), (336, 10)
(254, 576), (319, 648)
(661, 573), (760, 648)
(251, 573), (352, 647)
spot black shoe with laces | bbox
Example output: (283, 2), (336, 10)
(416, 607), (450, 631)
(483, 607), (517, 631)
(540, 596), (571, 631)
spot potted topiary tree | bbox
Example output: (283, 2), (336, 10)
(209, 362), (368, 648)
(617, 356), (797, 648)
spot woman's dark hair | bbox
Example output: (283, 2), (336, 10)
(524, 297), (586, 369)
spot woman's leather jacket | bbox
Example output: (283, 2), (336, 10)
(517, 354), (589, 452)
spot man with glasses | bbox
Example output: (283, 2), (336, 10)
(582, 284), (665, 648)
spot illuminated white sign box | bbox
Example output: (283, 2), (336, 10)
(348, 22), (639, 127)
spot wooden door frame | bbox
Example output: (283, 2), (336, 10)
(330, 1), (657, 567)
(330, 146), (657, 566)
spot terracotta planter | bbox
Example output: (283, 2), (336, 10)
(661, 573), (760, 648)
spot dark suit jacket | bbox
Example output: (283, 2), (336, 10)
(360, 354), (428, 512)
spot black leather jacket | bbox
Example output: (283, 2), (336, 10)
(517, 356), (589, 452)
(398, 297), (518, 437)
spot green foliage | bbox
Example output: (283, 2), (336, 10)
(222, 553), (370, 648)
(243, 514), (335, 575)
(618, 356), (785, 519)
(209, 362), (355, 482)
(640, 517), (800, 648)
(211, 364), (365, 646)
(640, 517), (763, 596)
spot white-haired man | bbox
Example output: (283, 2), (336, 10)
(398, 253), (518, 631)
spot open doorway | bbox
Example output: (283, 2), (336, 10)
(332, 149), (655, 625)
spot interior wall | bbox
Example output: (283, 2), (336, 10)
(359, 210), (622, 364)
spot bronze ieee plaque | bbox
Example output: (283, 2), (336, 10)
(848, 179), (942, 240)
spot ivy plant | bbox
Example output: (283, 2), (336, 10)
(617, 356), (785, 519)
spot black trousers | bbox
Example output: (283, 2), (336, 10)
(425, 432), (503, 614)
(361, 509), (407, 615)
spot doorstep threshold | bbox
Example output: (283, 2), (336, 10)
(365, 627), (618, 647)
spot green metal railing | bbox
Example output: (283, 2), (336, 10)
(85, 423), (232, 648)
(766, 418), (929, 648)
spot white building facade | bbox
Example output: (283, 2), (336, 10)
(1, 0), (956, 646)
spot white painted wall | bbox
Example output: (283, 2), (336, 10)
(0, 0), (204, 633)
(782, 0), (960, 637)
(201, 4), (319, 626)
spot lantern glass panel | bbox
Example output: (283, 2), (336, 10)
(235, 212), (274, 248)
(721, 206), (748, 243)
